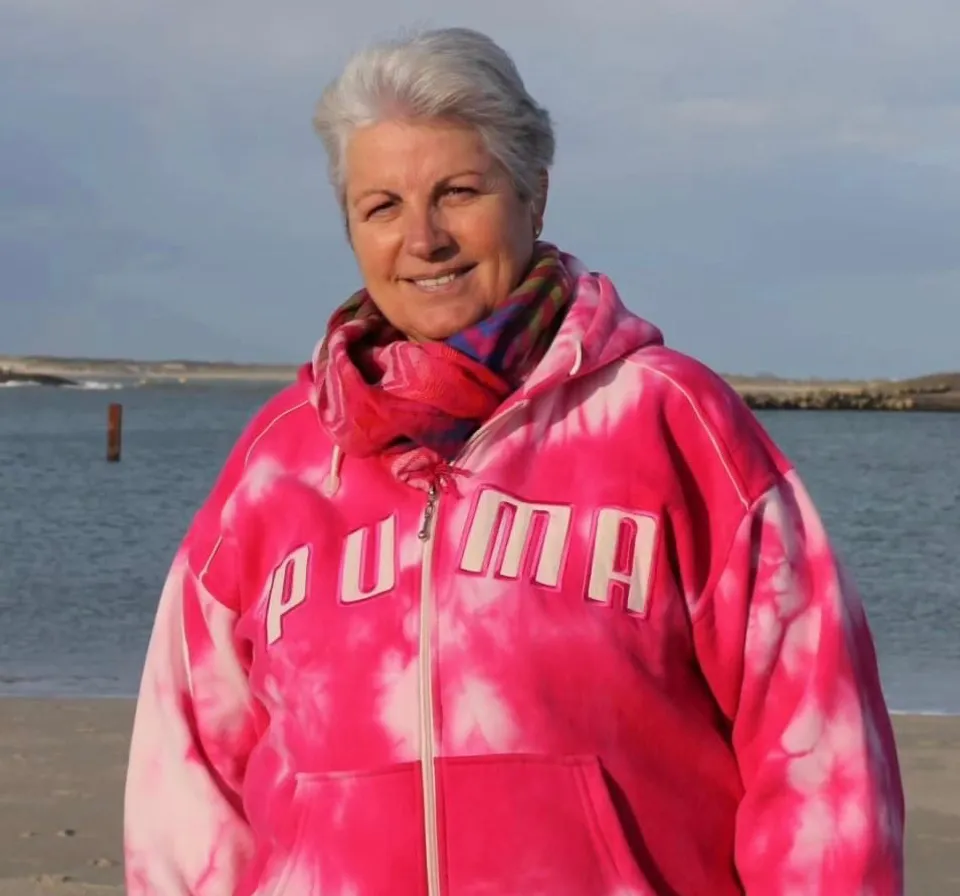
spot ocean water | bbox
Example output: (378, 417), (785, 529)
(0, 383), (958, 714)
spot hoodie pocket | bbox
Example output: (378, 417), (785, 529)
(439, 754), (653, 896)
(265, 762), (427, 896)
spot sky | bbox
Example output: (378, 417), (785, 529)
(2, 1), (959, 377)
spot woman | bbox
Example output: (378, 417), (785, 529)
(124, 27), (904, 896)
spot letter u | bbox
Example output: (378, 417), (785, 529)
(341, 515), (397, 604)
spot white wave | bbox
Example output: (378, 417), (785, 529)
(67, 380), (126, 391)
(1, 379), (128, 390)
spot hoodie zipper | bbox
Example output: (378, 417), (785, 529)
(414, 399), (532, 896)
(417, 481), (442, 896)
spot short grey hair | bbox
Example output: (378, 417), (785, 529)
(312, 28), (555, 209)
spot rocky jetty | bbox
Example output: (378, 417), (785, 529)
(0, 368), (78, 387)
(737, 378), (960, 412)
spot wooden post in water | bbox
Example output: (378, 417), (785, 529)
(107, 403), (123, 462)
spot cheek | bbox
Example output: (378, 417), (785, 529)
(494, 214), (534, 283)
(466, 204), (531, 266)
(351, 230), (394, 282)
(500, 196), (535, 251)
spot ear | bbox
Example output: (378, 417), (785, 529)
(534, 168), (550, 221)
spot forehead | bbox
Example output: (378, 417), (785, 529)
(344, 119), (493, 197)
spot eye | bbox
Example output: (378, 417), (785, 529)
(365, 200), (395, 219)
(444, 185), (477, 198)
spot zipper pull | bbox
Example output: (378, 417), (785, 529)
(418, 483), (439, 541)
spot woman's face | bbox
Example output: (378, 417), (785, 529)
(343, 119), (546, 341)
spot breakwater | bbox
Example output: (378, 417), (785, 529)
(737, 383), (960, 412)
(0, 368), (77, 387)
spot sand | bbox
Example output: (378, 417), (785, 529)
(0, 701), (129, 896)
(0, 700), (956, 894)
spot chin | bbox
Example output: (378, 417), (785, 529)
(411, 306), (489, 342)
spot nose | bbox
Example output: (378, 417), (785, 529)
(403, 205), (454, 260)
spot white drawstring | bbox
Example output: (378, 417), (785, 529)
(569, 340), (584, 376)
(322, 445), (343, 497)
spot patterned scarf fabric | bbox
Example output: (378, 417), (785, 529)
(312, 243), (572, 470)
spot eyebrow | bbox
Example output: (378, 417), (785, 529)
(350, 169), (490, 207)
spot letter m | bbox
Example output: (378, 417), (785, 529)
(459, 488), (571, 587)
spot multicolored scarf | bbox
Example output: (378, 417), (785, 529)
(312, 243), (572, 472)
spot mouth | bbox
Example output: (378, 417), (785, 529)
(403, 264), (476, 291)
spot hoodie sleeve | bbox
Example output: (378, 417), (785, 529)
(691, 468), (905, 895)
(123, 436), (260, 894)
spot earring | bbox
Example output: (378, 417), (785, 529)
(534, 219), (543, 239)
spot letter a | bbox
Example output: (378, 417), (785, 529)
(587, 510), (657, 614)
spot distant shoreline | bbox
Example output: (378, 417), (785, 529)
(2, 354), (959, 411)
(0, 354), (297, 385)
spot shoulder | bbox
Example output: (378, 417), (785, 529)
(229, 377), (316, 472)
(179, 376), (316, 578)
(196, 376), (316, 521)
(623, 344), (794, 509)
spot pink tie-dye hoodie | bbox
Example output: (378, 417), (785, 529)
(124, 253), (905, 895)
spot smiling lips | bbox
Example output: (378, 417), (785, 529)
(405, 264), (476, 292)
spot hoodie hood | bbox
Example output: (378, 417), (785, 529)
(516, 250), (664, 398)
(299, 250), (664, 400)
(297, 251), (665, 492)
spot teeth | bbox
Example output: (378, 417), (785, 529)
(414, 272), (459, 289)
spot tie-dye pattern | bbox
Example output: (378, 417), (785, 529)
(124, 253), (904, 895)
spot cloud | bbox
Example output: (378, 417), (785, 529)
(1, 0), (958, 375)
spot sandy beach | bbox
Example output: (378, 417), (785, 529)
(0, 699), (956, 894)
